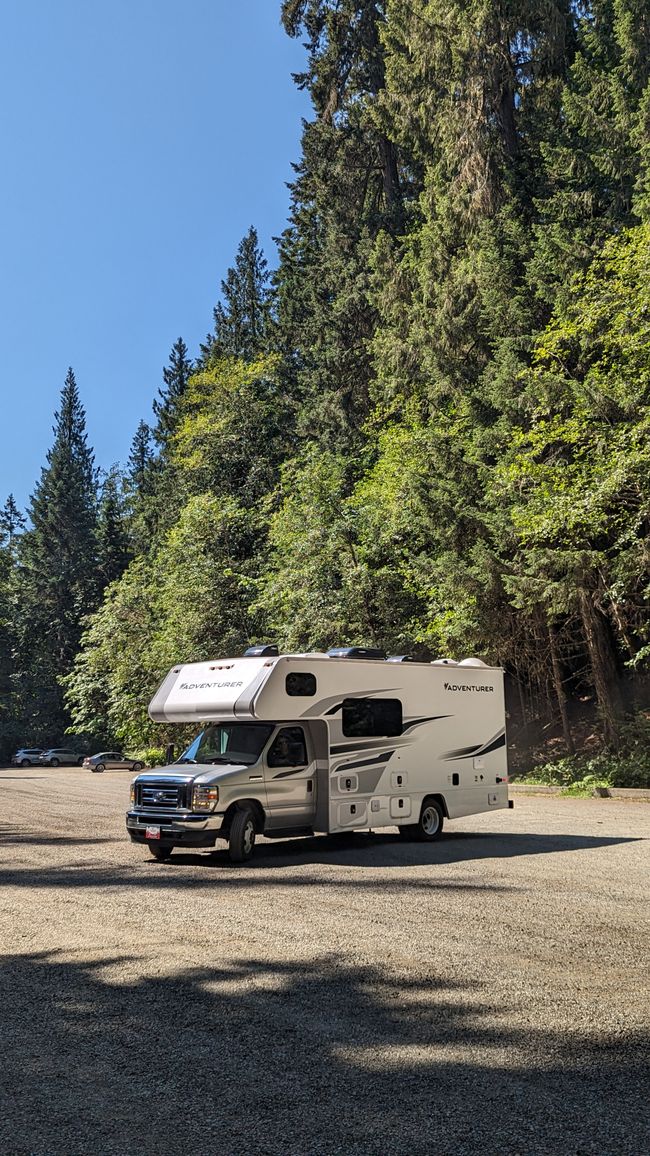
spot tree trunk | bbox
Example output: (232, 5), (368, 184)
(577, 586), (624, 748)
(547, 622), (575, 755)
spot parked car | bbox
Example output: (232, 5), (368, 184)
(83, 751), (144, 773)
(11, 748), (43, 767)
(38, 748), (85, 767)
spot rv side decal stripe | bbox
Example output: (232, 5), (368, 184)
(444, 730), (506, 761)
(401, 715), (451, 733)
(272, 768), (308, 779)
(334, 751), (396, 772)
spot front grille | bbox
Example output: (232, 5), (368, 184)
(136, 780), (190, 810)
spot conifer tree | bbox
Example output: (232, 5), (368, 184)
(17, 368), (98, 738)
(0, 495), (26, 553)
(96, 467), (132, 587)
(202, 227), (272, 363)
(152, 338), (193, 449)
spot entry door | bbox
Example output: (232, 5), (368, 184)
(263, 726), (316, 829)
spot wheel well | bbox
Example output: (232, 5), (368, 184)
(422, 793), (449, 819)
(222, 798), (266, 835)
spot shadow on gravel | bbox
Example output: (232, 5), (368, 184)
(190, 829), (642, 871)
(0, 951), (646, 1156)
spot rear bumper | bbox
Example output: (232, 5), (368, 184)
(126, 809), (225, 847)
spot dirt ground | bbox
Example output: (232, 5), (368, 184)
(0, 766), (648, 1156)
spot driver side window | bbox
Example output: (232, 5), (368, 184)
(267, 727), (307, 768)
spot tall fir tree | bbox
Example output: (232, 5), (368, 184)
(152, 337), (194, 449)
(17, 368), (98, 739)
(201, 227), (272, 364)
(96, 466), (132, 588)
(0, 494), (26, 553)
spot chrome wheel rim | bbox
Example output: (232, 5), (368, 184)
(421, 806), (440, 835)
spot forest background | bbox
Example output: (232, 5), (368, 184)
(1, 1), (649, 788)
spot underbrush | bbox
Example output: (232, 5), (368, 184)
(516, 714), (650, 794)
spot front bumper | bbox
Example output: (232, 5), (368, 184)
(126, 809), (225, 847)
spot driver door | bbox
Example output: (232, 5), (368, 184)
(263, 726), (316, 830)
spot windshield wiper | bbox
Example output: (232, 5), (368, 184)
(177, 757), (197, 764)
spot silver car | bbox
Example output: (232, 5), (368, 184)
(39, 748), (85, 767)
(11, 748), (43, 767)
(83, 751), (144, 773)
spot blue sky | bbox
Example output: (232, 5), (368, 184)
(0, 1), (309, 513)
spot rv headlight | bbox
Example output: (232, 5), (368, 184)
(192, 784), (219, 811)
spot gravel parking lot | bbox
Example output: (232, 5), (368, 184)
(0, 766), (648, 1156)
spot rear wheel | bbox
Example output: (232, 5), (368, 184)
(148, 842), (173, 861)
(398, 799), (445, 842)
(20, 758), (30, 767)
(77, 758), (84, 766)
(416, 798), (444, 841)
(228, 806), (257, 864)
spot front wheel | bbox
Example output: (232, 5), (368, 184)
(50, 758), (59, 767)
(228, 806), (257, 864)
(131, 761), (143, 772)
(148, 842), (173, 861)
(93, 763), (105, 773)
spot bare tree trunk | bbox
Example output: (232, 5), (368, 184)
(578, 586), (624, 748)
(547, 622), (575, 755)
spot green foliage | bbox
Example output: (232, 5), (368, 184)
(519, 713), (650, 789)
(9, 5), (650, 761)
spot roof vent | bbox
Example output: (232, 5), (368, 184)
(386, 655), (414, 663)
(431, 658), (458, 666)
(327, 646), (387, 660)
(458, 657), (488, 667)
(244, 644), (279, 658)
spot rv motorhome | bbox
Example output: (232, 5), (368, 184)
(126, 646), (511, 863)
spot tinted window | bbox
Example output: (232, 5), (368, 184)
(286, 672), (317, 697)
(267, 727), (308, 768)
(342, 698), (402, 738)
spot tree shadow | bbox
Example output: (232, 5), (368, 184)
(0, 951), (645, 1155)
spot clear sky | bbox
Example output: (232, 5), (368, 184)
(0, 0), (310, 513)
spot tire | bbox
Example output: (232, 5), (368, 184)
(131, 762), (143, 772)
(228, 806), (257, 864)
(415, 798), (444, 841)
(20, 759), (30, 768)
(93, 763), (105, 773)
(148, 842), (173, 861)
(77, 758), (84, 766)
(50, 758), (59, 767)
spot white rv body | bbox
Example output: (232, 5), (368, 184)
(127, 653), (510, 860)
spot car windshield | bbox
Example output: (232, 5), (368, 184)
(177, 724), (274, 767)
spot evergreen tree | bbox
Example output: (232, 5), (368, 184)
(96, 466), (132, 587)
(276, 1), (412, 446)
(0, 494), (26, 553)
(201, 227), (272, 363)
(17, 368), (98, 738)
(152, 338), (193, 449)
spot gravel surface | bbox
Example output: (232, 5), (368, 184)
(0, 766), (648, 1156)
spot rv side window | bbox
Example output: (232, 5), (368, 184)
(342, 698), (403, 738)
(286, 672), (317, 697)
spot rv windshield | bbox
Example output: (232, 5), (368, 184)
(177, 723), (274, 767)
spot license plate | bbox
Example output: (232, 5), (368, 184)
(145, 826), (161, 839)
